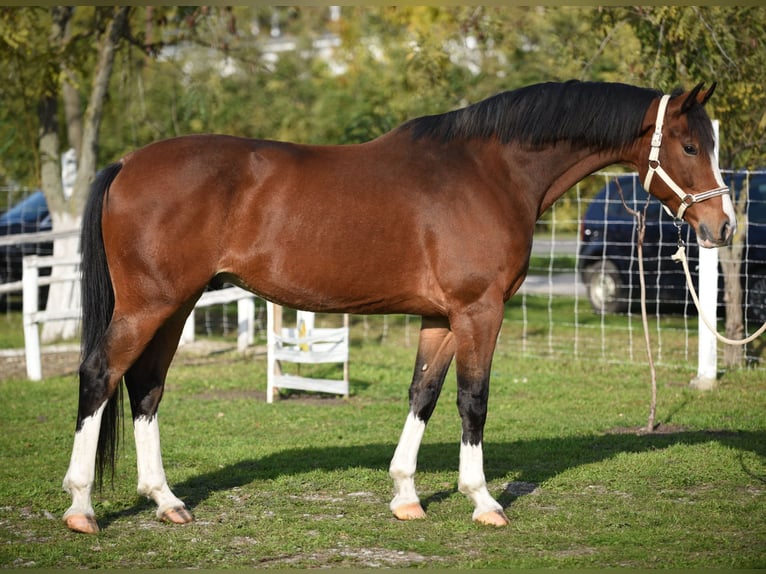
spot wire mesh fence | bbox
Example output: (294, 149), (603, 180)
(508, 170), (766, 370)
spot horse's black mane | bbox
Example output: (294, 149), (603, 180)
(401, 80), (709, 152)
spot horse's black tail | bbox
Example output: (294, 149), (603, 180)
(80, 162), (123, 488)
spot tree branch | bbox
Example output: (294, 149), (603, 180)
(72, 5), (130, 213)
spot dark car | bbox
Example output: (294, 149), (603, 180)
(0, 191), (53, 298)
(578, 172), (766, 323)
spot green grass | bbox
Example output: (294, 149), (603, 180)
(1, 311), (764, 568)
(0, 311), (24, 348)
(527, 253), (578, 274)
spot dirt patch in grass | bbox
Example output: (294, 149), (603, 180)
(0, 340), (255, 382)
(605, 423), (745, 438)
(258, 545), (439, 568)
(606, 422), (690, 435)
(0, 346), (80, 381)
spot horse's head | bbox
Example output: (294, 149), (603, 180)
(638, 82), (736, 248)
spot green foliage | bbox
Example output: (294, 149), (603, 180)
(601, 6), (766, 168)
(0, 7), (50, 186)
(3, 6), (765, 186)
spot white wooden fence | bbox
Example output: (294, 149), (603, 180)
(266, 302), (349, 403)
(20, 254), (256, 381)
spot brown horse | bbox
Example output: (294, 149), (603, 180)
(63, 80), (734, 533)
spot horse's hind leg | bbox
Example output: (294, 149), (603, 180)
(125, 305), (195, 525)
(63, 309), (177, 534)
(390, 317), (454, 520)
(61, 395), (108, 533)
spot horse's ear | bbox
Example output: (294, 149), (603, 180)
(700, 81), (717, 105)
(681, 82), (704, 113)
(681, 81), (715, 112)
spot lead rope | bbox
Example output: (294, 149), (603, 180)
(671, 225), (766, 345)
(615, 183), (658, 431)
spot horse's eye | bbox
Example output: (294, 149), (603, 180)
(683, 144), (698, 156)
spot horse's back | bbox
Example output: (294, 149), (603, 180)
(101, 134), (438, 314)
(102, 132), (519, 316)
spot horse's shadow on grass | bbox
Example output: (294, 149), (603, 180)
(100, 427), (765, 529)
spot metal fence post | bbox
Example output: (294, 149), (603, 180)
(691, 120), (720, 389)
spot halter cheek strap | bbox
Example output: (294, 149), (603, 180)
(642, 94), (729, 221)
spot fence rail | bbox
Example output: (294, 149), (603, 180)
(20, 254), (256, 380)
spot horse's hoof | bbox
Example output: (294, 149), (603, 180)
(64, 513), (100, 534)
(392, 502), (426, 521)
(160, 506), (194, 525)
(474, 509), (510, 527)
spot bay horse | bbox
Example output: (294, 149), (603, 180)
(63, 80), (735, 533)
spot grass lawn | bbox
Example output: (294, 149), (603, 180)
(0, 312), (764, 568)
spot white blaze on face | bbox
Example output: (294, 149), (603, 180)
(722, 193), (737, 236)
(710, 150), (738, 237)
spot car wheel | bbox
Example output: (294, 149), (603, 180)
(583, 260), (628, 314)
(747, 275), (766, 326)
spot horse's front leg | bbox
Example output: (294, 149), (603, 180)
(451, 303), (509, 526)
(389, 317), (454, 520)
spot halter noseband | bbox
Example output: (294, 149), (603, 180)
(642, 94), (729, 221)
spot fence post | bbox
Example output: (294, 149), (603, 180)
(237, 296), (255, 351)
(691, 120), (719, 390)
(22, 256), (42, 381)
(179, 311), (196, 346)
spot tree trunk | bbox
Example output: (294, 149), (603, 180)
(41, 6), (130, 343)
(35, 7), (76, 344)
(721, 247), (745, 367)
(720, 185), (749, 368)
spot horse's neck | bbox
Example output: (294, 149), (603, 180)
(510, 145), (628, 217)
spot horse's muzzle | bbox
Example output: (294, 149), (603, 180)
(697, 218), (736, 248)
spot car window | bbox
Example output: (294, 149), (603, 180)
(746, 175), (766, 222)
(602, 177), (639, 219)
(603, 177), (666, 221)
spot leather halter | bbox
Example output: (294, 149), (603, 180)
(642, 94), (729, 221)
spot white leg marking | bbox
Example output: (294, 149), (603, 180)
(458, 441), (503, 520)
(134, 415), (186, 517)
(389, 412), (426, 511)
(62, 402), (106, 520)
